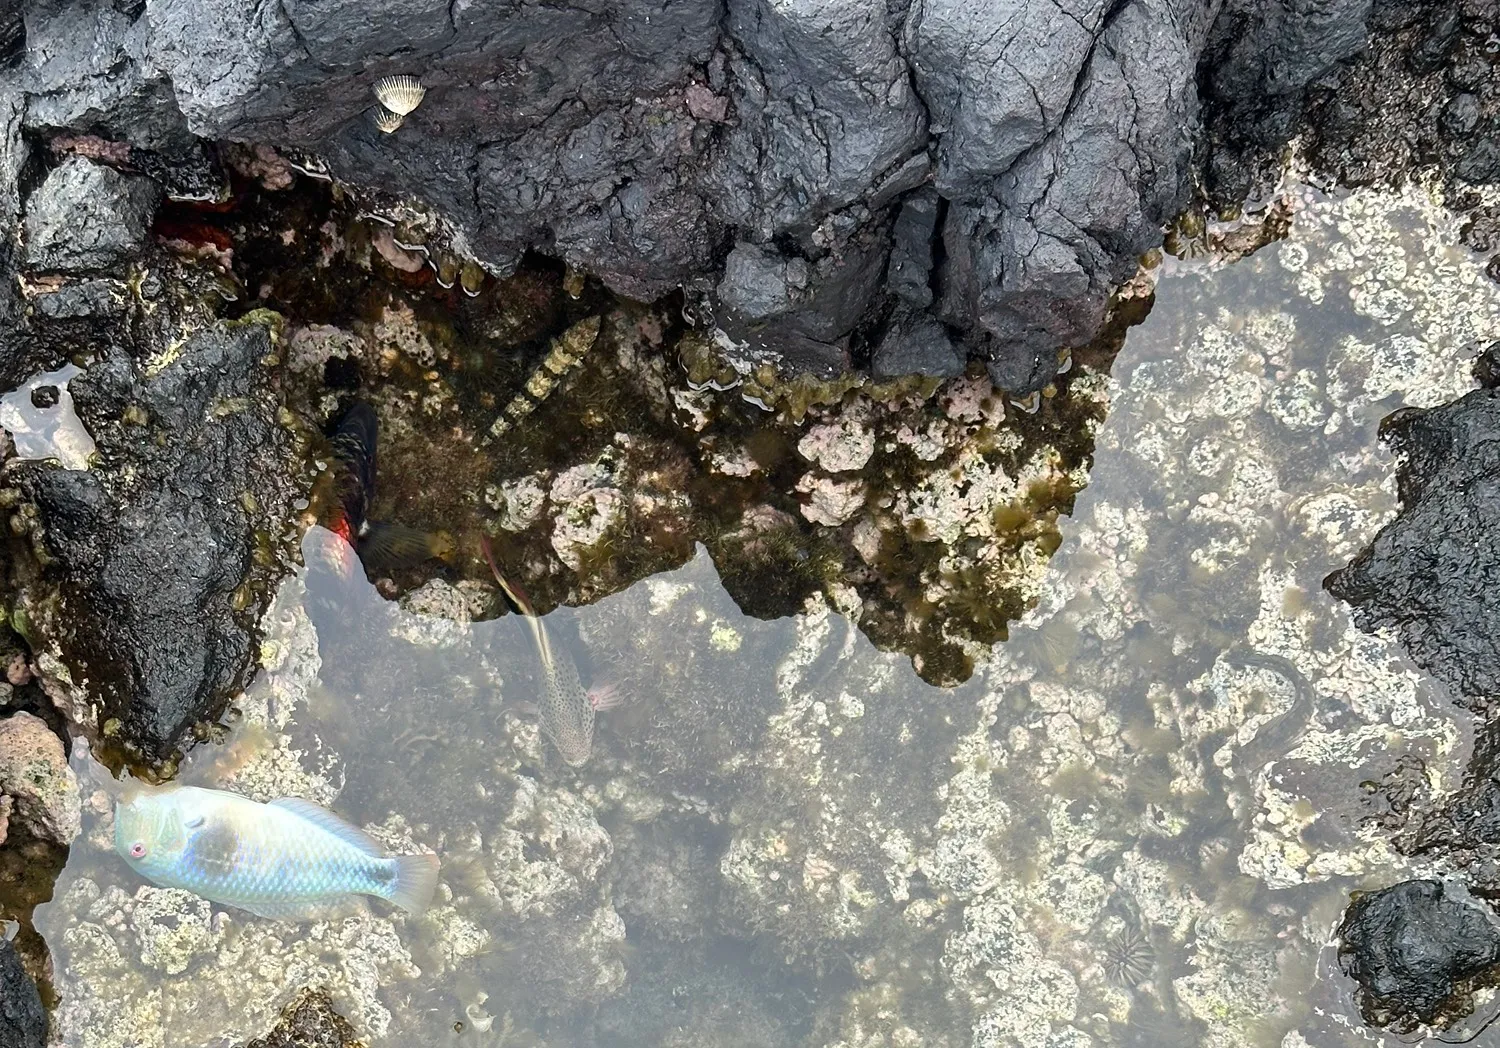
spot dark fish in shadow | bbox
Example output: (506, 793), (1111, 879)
(318, 401), (454, 577)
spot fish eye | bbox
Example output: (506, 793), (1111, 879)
(128, 842), (147, 859)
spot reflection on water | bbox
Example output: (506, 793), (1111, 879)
(32, 182), (1500, 1047)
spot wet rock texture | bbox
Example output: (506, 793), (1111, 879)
(0, 937), (45, 1048)
(1327, 388), (1500, 887)
(1339, 879), (1500, 1028)
(0, 0), (1387, 389)
(1327, 389), (1500, 717)
(1204, 0), (1500, 254)
(23, 156), (161, 274)
(1326, 357), (1500, 1022)
(6, 309), (302, 764)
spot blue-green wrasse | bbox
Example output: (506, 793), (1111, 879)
(114, 784), (439, 921)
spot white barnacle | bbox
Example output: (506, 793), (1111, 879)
(374, 75), (426, 116)
(373, 108), (404, 134)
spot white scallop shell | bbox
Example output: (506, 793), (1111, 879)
(374, 107), (404, 134)
(374, 75), (426, 117)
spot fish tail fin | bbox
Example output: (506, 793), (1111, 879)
(387, 852), (441, 915)
(479, 534), (536, 616)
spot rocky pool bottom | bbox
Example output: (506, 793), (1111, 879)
(1, 177), (1499, 1047)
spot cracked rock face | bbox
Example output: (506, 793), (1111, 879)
(1, 0), (1375, 389)
(23, 156), (161, 274)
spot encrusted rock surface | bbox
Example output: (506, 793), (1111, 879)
(11, 317), (302, 763)
(0, 709), (79, 846)
(241, 989), (365, 1048)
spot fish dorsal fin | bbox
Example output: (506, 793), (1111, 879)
(269, 797), (385, 857)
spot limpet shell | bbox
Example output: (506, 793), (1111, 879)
(1009, 391), (1041, 414)
(374, 75), (426, 116)
(374, 108), (404, 134)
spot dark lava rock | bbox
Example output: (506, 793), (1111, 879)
(242, 989), (363, 1048)
(1327, 388), (1500, 891)
(887, 188), (940, 310)
(1326, 389), (1500, 710)
(27, 386), (57, 409)
(1339, 879), (1500, 1026)
(1204, 0), (1500, 210)
(1457, 137), (1500, 187)
(872, 310), (965, 380)
(15, 316), (300, 764)
(986, 347), (1058, 397)
(22, 156), (161, 274)
(1473, 341), (1500, 389)
(0, 938), (45, 1048)
(1, 0), (1253, 383)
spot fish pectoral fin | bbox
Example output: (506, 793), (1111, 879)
(358, 521), (451, 571)
(268, 797), (385, 857)
(233, 897), (363, 923)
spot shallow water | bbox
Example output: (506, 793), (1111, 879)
(31, 180), (1500, 1047)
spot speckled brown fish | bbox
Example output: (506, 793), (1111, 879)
(481, 535), (618, 765)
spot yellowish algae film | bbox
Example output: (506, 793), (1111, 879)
(32, 181), (1500, 1047)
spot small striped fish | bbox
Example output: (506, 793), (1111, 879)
(489, 316), (601, 437)
(114, 785), (439, 921)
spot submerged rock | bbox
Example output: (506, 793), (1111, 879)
(0, 710), (79, 846)
(16, 317), (301, 763)
(242, 990), (364, 1048)
(0, 938), (45, 1048)
(1339, 879), (1500, 1027)
(1326, 389), (1500, 710)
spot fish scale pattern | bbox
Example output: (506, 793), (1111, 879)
(176, 811), (394, 907)
(541, 641), (593, 766)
